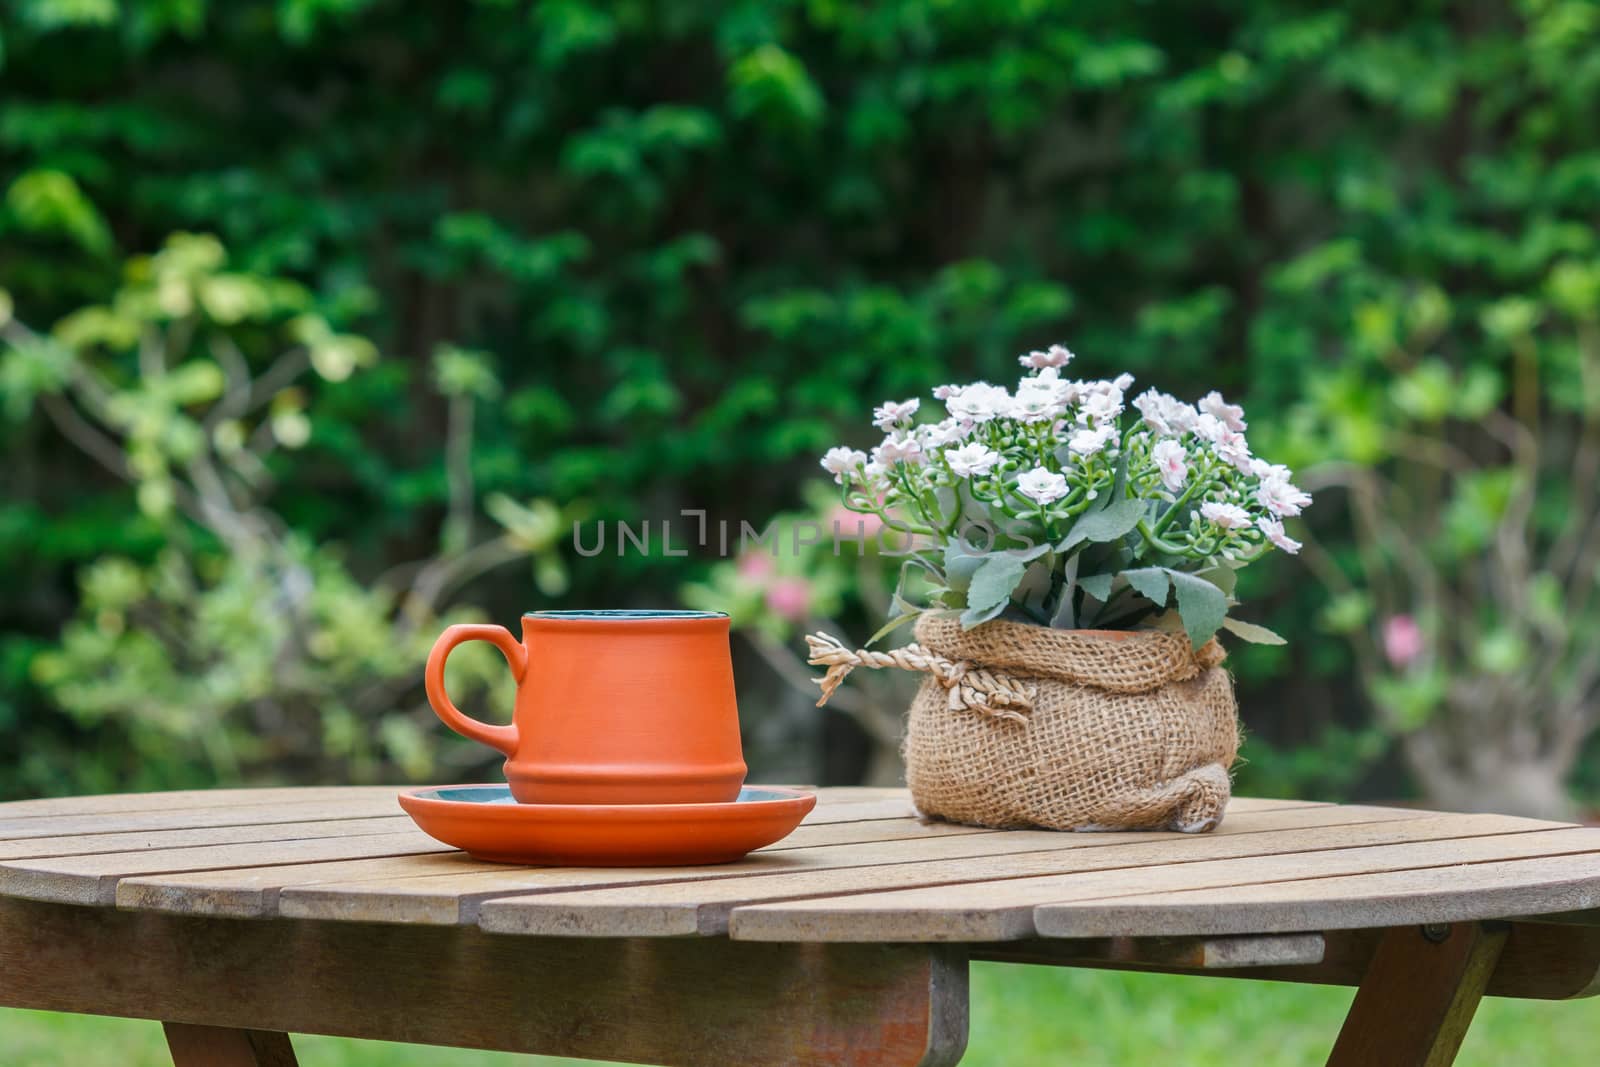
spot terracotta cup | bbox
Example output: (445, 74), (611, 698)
(425, 610), (747, 805)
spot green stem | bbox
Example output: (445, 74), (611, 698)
(1151, 479), (1204, 538)
(1137, 519), (1190, 557)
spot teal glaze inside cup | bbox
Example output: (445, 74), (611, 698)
(524, 609), (728, 620)
(422, 785), (788, 806)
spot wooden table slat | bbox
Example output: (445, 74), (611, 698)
(0, 787), (406, 821)
(0, 816), (417, 861)
(272, 803), (1431, 927)
(0, 795), (410, 842)
(1031, 854), (1600, 938)
(112, 799), (1355, 923)
(725, 826), (1600, 943)
(476, 814), (1562, 939)
(0, 832), (454, 906)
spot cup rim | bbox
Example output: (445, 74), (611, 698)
(523, 609), (728, 621)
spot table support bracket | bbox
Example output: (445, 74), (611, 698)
(163, 1022), (299, 1066)
(1326, 921), (1509, 1067)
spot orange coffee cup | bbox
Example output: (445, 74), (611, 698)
(424, 610), (747, 805)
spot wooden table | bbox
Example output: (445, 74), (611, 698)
(3, 787), (1600, 1066)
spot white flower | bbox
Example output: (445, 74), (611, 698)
(1198, 390), (1247, 432)
(1200, 501), (1252, 531)
(1258, 515), (1302, 554)
(1151, 439), (1188, 492)
(1250, 458), (1292, 481)
(1015, 466), (1070, 505)
(1194, 412), (1252, 472)
(1133, 389), (1197, 437)
(1077, 385), (1124, 426)
(932, 384), (958, 400)
(1192, 413), (1226, 444)
(919, 418), (969, 449)
(1018, 344), (1074, 370)
(1257, 472), (1312, 517)
(1215, 431), (1253, 473)
(943, 382), (1011, 425)
(1009, 375), (1072, 422)
(872, 397), (921, 431)
(1068, 423), (1117, 456)
(820, 447), (867, 484)
(1112, 372), (1135, 391)
(872, 433), (925, 467)
(944, 442), (1001, 478)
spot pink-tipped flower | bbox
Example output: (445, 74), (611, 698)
(765, 577), (812, 622)
(1382, 615), (1424, 668)
(1018, 344), (1074, 370)
(1152, 439), (1188, 492)
(1257, 515), (1301, 555)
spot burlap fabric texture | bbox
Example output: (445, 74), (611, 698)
(810, 615), (1239, 833)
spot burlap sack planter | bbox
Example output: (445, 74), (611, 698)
(902, 615), (1239, 833)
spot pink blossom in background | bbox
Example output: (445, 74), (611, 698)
(1383, 615), (1424, 668)
(736, 551), (775, 581)
(829, 505), (883, 540)
(764, 577), (812, 621)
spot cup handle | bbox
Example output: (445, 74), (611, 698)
(425, 624), (527, 757)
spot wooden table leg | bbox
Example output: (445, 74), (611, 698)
(163, 1022), (298, 1066)
(1327, 922), (1509, 1067)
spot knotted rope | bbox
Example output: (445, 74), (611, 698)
(804, 632), (1037, 724)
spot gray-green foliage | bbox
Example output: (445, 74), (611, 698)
(825, 365), (1306, 648)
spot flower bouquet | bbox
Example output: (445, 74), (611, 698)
(807, 344), (1311, 832)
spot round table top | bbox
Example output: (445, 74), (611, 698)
(2, 786), (1598, 942)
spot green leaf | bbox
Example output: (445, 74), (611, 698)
(961, 554), (1027, 629)
(1049, 553), (1080, 629)
(1121, 566), (1171, 605)
(728, 45), (825, 129)
(1220, 618), (1287, 645)
(960, 598), (1010, 630)
(1058, 495), (1145, 553)
(1165, 569), (1227, 649)
(1078, 572), (1114, 601)
(942, 541), (985, 592)
(965, 554), (1027, 614)
(5, 169), (111, 254)
(1015, 561), (1053, 614)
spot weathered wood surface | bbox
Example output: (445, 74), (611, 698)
(1327, 923), (1508, 1067)
(103, 796), (1324, 921)
(0, 831), (456, 906)
(728, 826), (1600, 942)
(0, 794), (408, 842)
(3, 786), (1600, 966)
(478, 812), (1524, 938)
(0, 815), (416, 861)
(0, 786), (405, 821)
(296, 802), (1382, 929)
(0, 896), (967, 1067)
(1029, 852), (1600, 939)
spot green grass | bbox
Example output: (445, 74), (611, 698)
(4, 963), (1595, 1065)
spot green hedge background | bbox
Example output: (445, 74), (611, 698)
(3, 1), (1599, 804)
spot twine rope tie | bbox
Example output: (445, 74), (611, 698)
(804, 632), (1036, 725)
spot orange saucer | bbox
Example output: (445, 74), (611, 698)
(397, 785), (817, 866)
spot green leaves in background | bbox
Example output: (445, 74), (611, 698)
(5, 0), (1600, 804)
